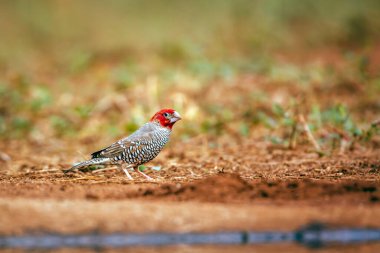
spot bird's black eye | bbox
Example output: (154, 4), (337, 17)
(163, 112), (170, 118)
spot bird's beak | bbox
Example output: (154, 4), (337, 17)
(170, 111), (182, 123)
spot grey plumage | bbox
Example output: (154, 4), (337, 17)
(69, 158), (111, 170)
(65, 121), (171, 172)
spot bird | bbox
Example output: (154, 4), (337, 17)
(64, 109), (181, 180)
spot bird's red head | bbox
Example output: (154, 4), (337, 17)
(150, 109), (181, 129)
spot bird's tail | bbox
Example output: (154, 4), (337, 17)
(64, 158), (111, 173)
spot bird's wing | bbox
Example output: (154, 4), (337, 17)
(91, 124), (155, 159)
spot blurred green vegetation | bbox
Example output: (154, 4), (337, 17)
(0, 0), (379, 152)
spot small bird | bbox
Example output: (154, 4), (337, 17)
(65, 109), (181, 180)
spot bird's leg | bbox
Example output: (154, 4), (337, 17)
(121, 163), (134, 180)
(136, 166), (153, 181)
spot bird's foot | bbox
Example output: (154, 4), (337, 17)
(122, 168), (134, 180)
(137, 169), (154, 181)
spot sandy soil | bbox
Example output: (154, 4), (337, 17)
(0, 137), (379, 236)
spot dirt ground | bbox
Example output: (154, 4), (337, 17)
(0, 137), (379, 236)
